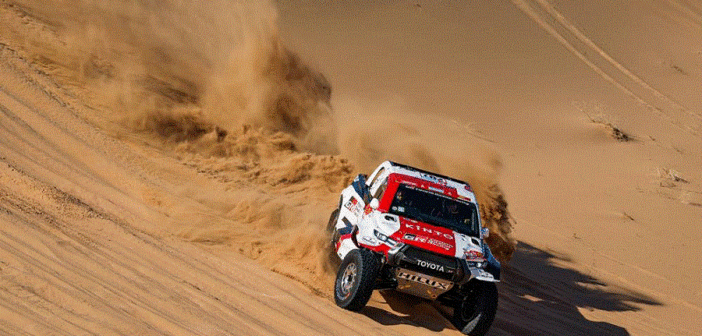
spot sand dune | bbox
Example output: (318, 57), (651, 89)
(1, 0), (701, 335)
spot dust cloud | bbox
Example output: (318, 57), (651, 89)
(5, 0), (515, 294)
(10, 0), (335, 153)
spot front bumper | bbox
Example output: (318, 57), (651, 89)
(394, 268), (454, 300)
(386, 244), (498, 300)
(388, 244), (462, 281)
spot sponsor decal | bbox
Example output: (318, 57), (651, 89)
(403, 233), (418, 241)
(398, 271), (450, 290)
(403, 234), (452, 250)
(416, 259), (446, 272)
(427, 238), (452, 250)
(420, 173), (447, 186)
(345, 196), (357, 207)
(404, 223), (454, 240)
(344, 197), (362, 214)
(464, 249), (485, 261)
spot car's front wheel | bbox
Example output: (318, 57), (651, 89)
(334, 249), (380, 311)
(452, 281), (498, 336)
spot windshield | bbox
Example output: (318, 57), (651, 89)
(388, 184), (479, 237)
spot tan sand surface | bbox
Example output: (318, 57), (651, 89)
(1, 0), (700, 335)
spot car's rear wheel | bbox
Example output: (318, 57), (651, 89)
(334, 249), (380, 311)
(452, 281), (498, 336)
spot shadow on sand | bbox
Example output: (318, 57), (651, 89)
(359, 242), (661, 335)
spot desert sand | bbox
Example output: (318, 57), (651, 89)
(0, 0), (700, 335)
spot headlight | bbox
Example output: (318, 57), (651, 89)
(374, 230), (398, 246)
(374, 230), (388, 241)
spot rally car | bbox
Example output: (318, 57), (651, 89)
(328, 161), (500, 336)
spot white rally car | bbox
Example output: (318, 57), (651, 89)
(328, 161), (500, 336)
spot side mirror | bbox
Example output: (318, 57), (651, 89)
(370, 198), (380, 210)
(481, 227), (490, 238)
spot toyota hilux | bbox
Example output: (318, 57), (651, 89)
(328, 161), (500, 336)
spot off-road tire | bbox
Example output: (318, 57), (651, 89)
(452, 281), (498, 336)
(334, 249), (380, 311)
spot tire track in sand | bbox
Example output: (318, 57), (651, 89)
(511, 0), (701, 136)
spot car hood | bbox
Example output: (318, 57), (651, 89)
(390, 216), (461, 257)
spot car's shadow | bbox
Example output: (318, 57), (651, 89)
(361, 290), (453, 332)
(359, 242), (661, 335)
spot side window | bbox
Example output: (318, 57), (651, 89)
(368, 168), (389, 202)
(373, 179), (388, 200)
(368, 168), (385, 189)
